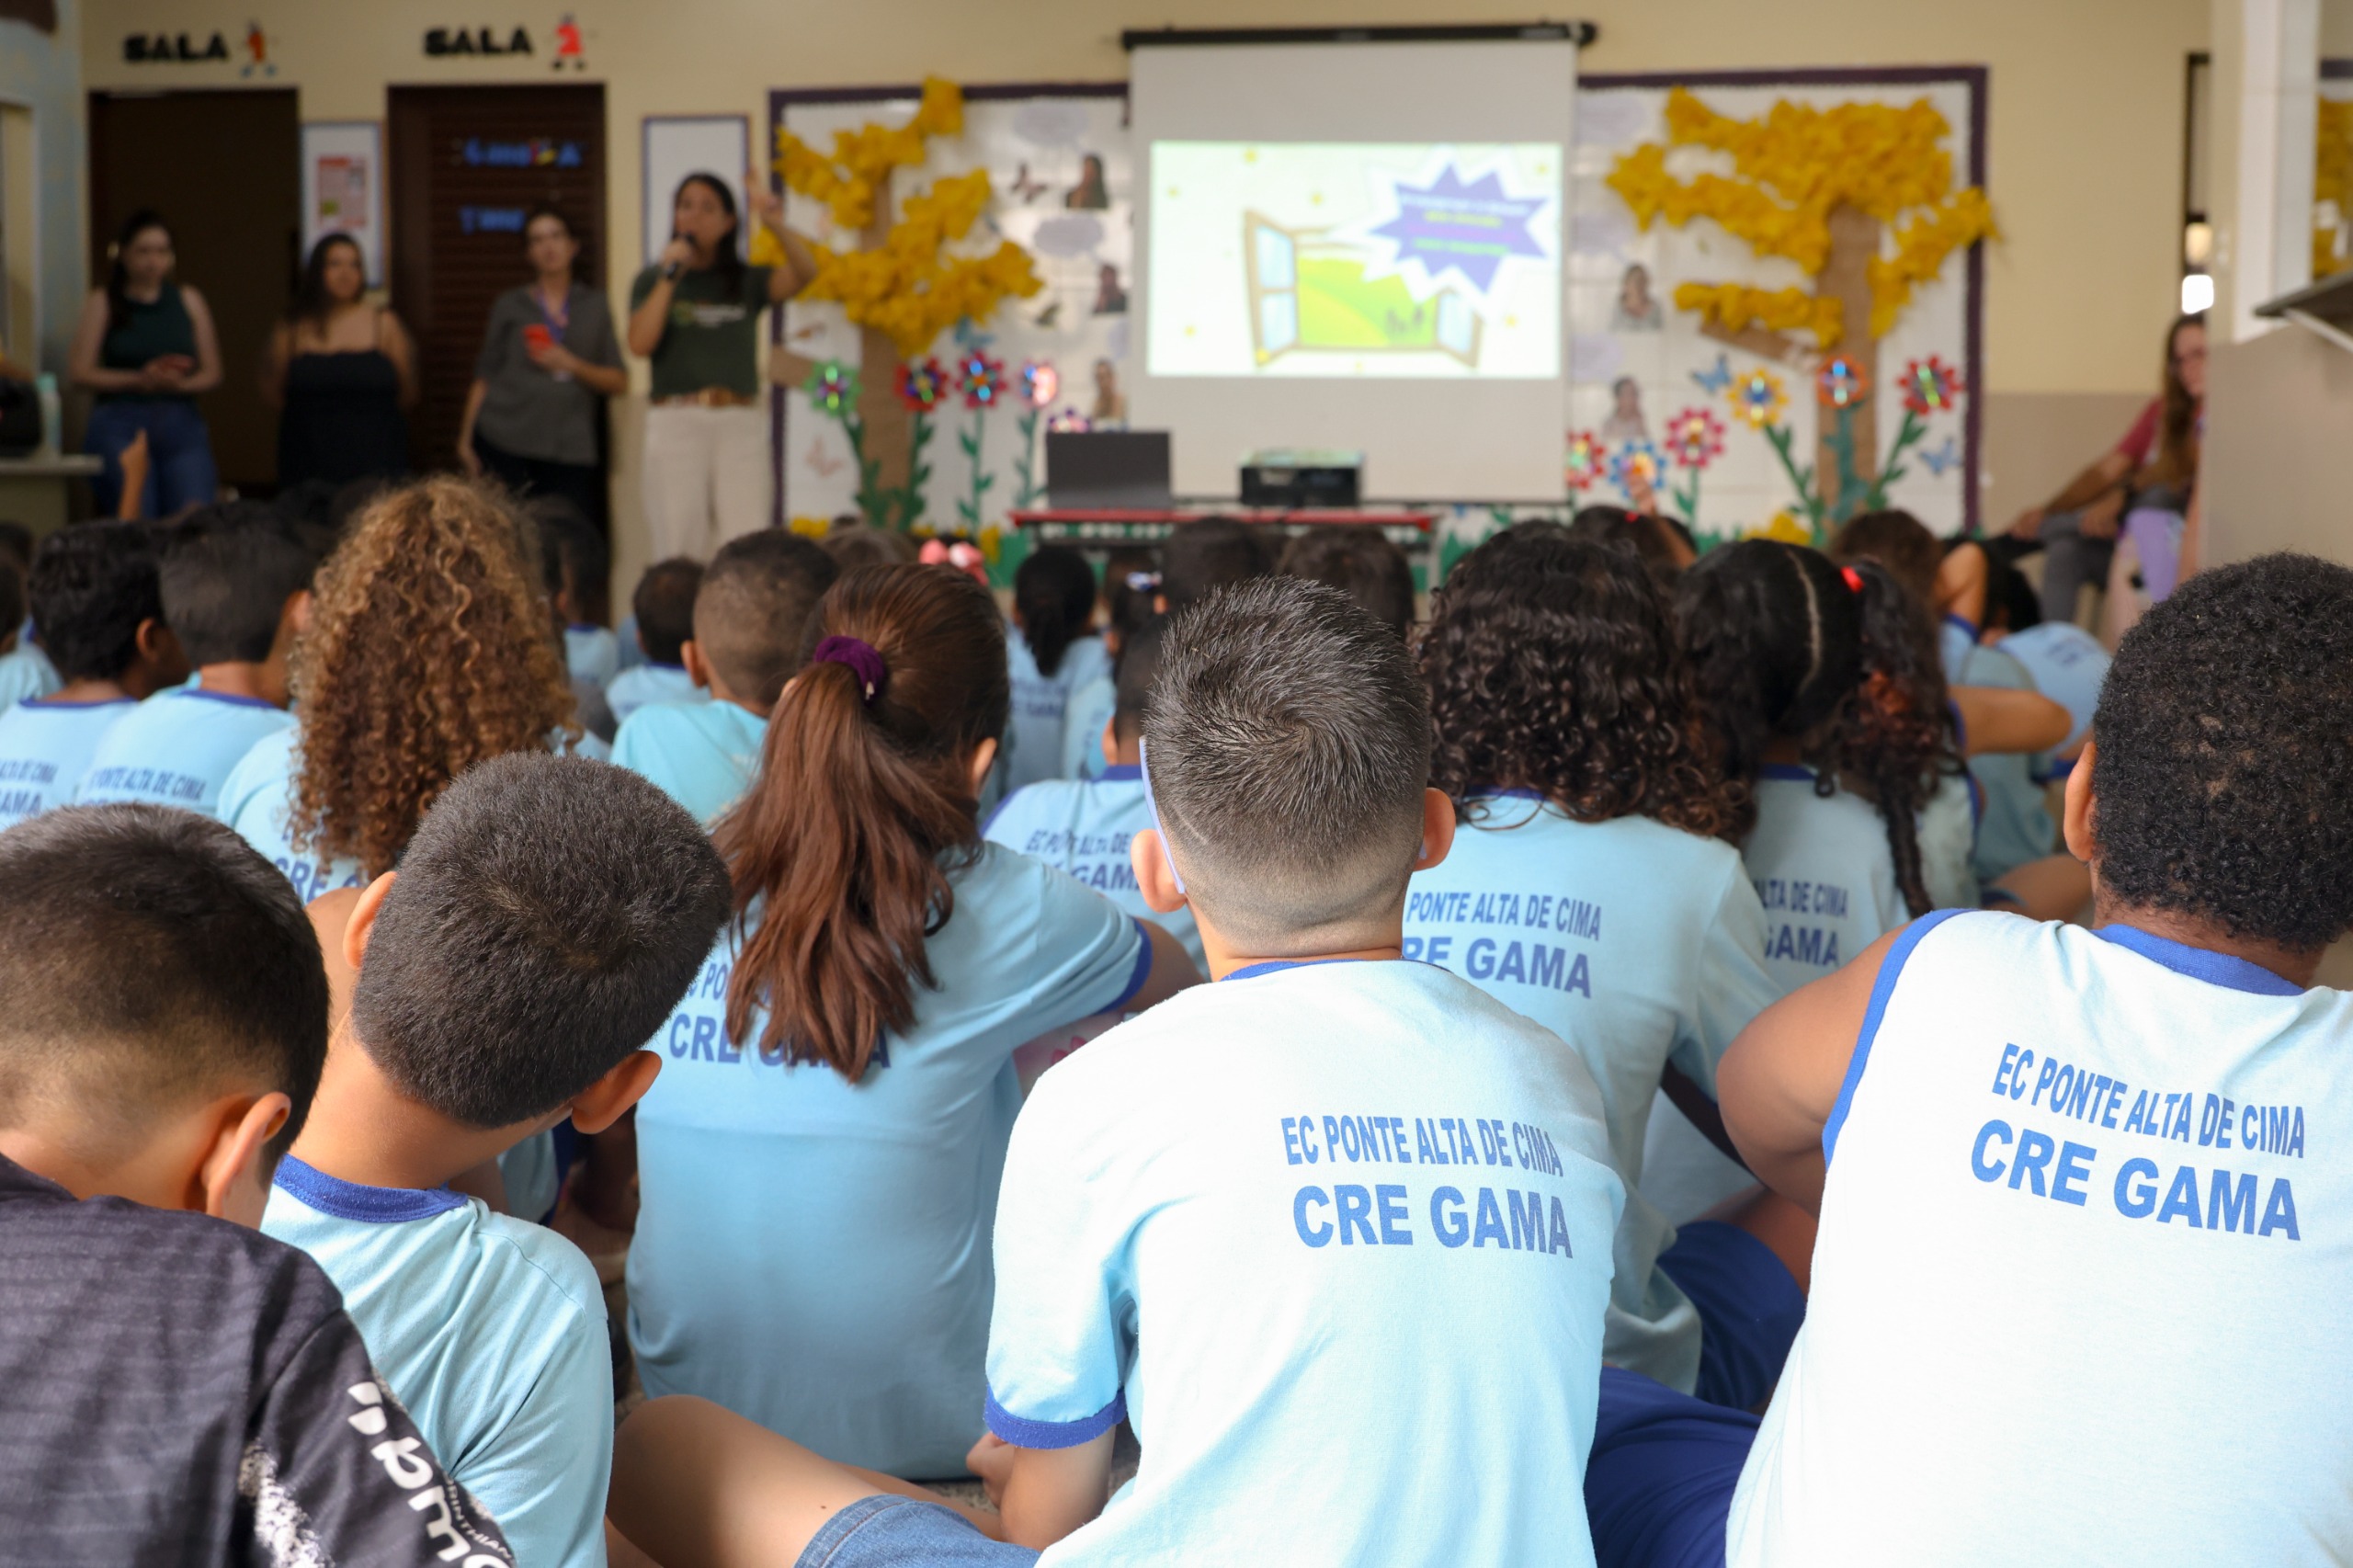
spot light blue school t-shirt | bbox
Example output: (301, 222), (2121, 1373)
(0, 697), (135, 828)
(0, 645), (59, 710)
(565, 624), (620, 692)
(76, 686), (292, 818)
(219, 727), (367, 902)
(985, 960), (1624, 1568)
(1999, 621), (2109, 751)
(612, 699), (767, 826)
(1058, 673), (1116, 781)
(1744, 766), (1911, 995)
(262, 1156), (612, 1568)
(1003, 629), (1109, 798)
(1951, 641), (2054, 881)
(983, 765), (1207, 973)
(628, 842), (1153, 1477)
(604, 662), (702, 725)
(1402, 796), (1779, 1395)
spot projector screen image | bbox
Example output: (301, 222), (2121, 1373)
(1147, 142), (1561, 380)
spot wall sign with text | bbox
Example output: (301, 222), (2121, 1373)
(422, 15), (587, 69)
(122, 23), (276, 74)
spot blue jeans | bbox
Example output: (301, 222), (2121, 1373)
(85, 399), (218, 517)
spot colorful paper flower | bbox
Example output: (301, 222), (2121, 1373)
(897, 356), (949, 413)
(1564, 429), (1607, 492)
(1608, 439), (1668, 501)
(1047, 407), (1092, 434)
(1664, 406), (1726, 470)
(1816, 356), (1870, 410)
(1726, 368), (1788, 429)
(1019, 359), (1059, 409)
(802, 359), (859, 419)
(1898, 355), (1965, 417)
(954, 350), (1007, 411)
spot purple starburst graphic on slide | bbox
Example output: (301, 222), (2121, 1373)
(1370, 166), (1550, 294)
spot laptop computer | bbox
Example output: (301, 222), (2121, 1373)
(1045, 430), (1173, 509)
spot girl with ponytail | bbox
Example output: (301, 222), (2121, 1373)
(1000, 544), (1111, 798)
(1408, 522), (1802, 1413)
(628, 563), (1196, 1477)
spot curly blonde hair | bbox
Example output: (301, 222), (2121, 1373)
(288, 477), (575, 878)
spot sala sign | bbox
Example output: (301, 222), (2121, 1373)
(425, 26), (536, 56)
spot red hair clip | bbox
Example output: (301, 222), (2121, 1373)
(1841, 565), (1865, 594)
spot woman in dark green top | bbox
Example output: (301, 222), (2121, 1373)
(68, 210), (222, 517)
(625, 172), (814, 561)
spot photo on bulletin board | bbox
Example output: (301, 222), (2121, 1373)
(769, 84), (1132, 535)
(1568, 68), (1987, 544)
(301, 121), (384, 286)
(642, 114), (750, 268)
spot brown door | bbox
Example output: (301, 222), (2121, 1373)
(388, 83), (606, 475)
(88, 88), (300, 495)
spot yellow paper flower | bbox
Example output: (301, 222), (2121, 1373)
(1676, 283), (1847, 348)
(1751, 510), (1813, 544)
(776, 76), (966, 233)
(789, 515), (833, 538)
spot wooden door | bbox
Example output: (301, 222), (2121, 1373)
(388, 83), (606, 474)
(88, 88), (300, 494)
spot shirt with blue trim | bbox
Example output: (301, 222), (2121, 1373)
(76, 685), (292, 817)
(1949, 642), (2055, 882)
(0, 696), (135, 828)
(262, 1155), (611, 1568)
(985, 959), (1623, 1567)
(1731, 910), (2353, 1566)
(1745, 766), (1911, 994)
(1058, 673), (1116, 781)
(628, 841), (1151, 1477)
(603, 663), (702, 725)
(564, 625), (620, 693)
(1003, 629), (1109, 798)
(983, 765), (1206, 973)
(1999, 620), (2109, 751)
(1404, 798), (1779, 1395)
(612, 699), (767, 826)
(0, 644), (59, 710)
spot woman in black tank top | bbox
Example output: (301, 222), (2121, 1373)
(264, 233), (418, 490)
(67, 210), (223, 517)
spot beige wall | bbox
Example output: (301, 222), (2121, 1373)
(80, 0), (2210, 557)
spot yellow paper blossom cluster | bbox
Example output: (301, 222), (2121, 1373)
(776, 75), (964, 233)
(1674, 282), (1847, 347)
(2315, 98), (2353, 278)
(1609, 87), (1996, 344)
(795, 168), (1041, 358)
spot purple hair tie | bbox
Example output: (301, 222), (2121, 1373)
(811, 635), (886, 704)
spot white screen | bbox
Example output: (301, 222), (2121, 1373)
(1131, 38), (1575, 500)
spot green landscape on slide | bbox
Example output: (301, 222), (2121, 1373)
(1295, 256), (1441, 349)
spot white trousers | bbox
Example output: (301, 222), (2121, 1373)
(642, 404), (772, 562)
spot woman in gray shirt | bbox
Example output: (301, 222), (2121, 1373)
(458, 204), (626, 529)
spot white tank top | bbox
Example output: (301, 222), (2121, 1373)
(1731, 910), (2353, 1566)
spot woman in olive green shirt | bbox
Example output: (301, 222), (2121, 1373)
(68, 210), (223, 517)
(626, 172), (814, 561)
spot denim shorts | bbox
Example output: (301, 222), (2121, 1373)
(795, 1496), (1040, 1568)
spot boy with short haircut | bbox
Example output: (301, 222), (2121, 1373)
(605, 557), (707, 723)
(608, 577), (1627, 1568)
(1711, 553), (2353, 1564)
(613, 531), (837, 824)
(0, 522), (188, 828)
(1153, 514), (1273, 615)
(265, 753), (731, 1568)
(0, 803), (509, 1565)
(1278, 524), (1417, 641)
(984, 620), (1204, 971)
(77, 502), (313, 816)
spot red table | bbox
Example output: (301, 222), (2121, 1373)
(1010, 506), (1439, 554)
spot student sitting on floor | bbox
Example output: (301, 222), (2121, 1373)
(1000, 545), (1109, 799)
(985, 619), (1204, 972)
(0, 521), (60, 708)
(1406, 522), (1797, 1409)
(1057, 548), (1157, 782)
(77, 502), (313, 817)
(0, 803), (507, 1564)
(1278, 524), (1417, 642)
(221, 478), (581, 903)
(1711, 552), (2353, 1564)
(607, 574), (1626, 1568)
(0, 521), (186, 831)
(614, 529), (837, 825)
(267, 754), (730, 1568)
(606, 557), (707, 724)
(627, 563), (1198, 1481)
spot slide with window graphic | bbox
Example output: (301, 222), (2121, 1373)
(1146, 142), (1561, 380)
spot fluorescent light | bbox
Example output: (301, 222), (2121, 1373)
(2182, 273), (2215, 314)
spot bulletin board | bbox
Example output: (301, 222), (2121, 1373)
(301, 121), (385, 286)
(769, 84), (1132, 531)
(642, 114), (750, 268)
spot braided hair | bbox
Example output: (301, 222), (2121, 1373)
(1675, 540), (1956, 916)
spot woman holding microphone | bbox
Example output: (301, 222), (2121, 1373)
(627, 172), (814, 559)
(458, 204), (626, 530)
